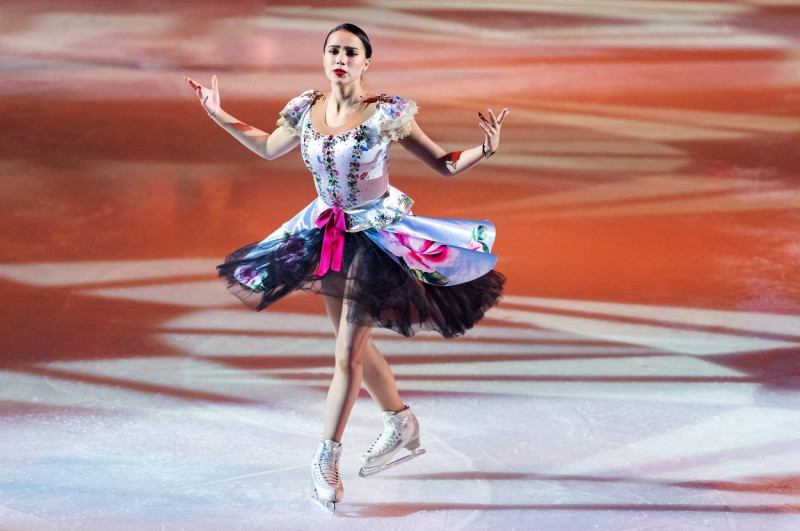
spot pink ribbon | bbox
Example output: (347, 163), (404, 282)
(315, 206), (347, 276)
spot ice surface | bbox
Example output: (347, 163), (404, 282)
(2, 300), (800, 529)
(2, 1), (800, 529)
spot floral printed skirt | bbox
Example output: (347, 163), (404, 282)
(217, 194), (505, 338)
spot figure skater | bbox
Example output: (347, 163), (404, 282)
(185, 22), (508, 512)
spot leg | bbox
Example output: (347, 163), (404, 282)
(322, 294), (372, 442)
(310, 295), (369, 510)
(323, 294), (404, 413)
(362, 341), (405, 413)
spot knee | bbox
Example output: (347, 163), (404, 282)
(334, 342), (365, 375)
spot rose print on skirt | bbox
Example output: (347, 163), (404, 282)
(235, 265), (266, 291)
(468, 225), (491, 253)
(377, 230), (459, 285)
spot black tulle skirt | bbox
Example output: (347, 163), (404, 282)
(217, 227), (505, 338)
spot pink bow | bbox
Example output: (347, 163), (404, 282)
(315, 207), (347, 276)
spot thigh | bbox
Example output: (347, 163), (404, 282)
(323, 294), (344, 335)
(324, 291), (374, 343)
(338, 294), (372, 344)
(323, 246), (371, 338)
(331, 292), (374, 365)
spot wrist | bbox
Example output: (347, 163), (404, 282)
(210, 109), (236, 127)
(482, 142), (495, 159)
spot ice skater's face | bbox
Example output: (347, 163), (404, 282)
(323, 30), (370, 86)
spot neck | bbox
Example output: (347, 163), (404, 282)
(329, 83), (364, 109)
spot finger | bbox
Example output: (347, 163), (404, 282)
(186, 77), (197, 90)
(481, 123), (498, 138)
(487, 108), (498, 127)
(212, 74), (218, 92)
(478, 109), (495, 127)
(478, 122), (490, 136)
(497, 108), (509, 124)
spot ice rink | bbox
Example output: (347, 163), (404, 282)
(2, 1), (800, 529)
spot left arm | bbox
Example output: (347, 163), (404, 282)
(398, 107), (509, 177)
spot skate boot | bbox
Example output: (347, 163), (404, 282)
(310, 440), (343, 513)
(359, 405), (426, 477)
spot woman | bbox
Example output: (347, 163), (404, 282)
(186, 23), (508, 512)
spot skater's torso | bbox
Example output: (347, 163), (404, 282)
(279, 90), (417, 210)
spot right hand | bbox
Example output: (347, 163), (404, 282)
(184, 74), (220, 117)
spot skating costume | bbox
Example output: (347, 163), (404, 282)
(217, 90), (505, 337)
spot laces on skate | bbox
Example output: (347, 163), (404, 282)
(310, 440), (343, 513)
(359, 406), (426, 477)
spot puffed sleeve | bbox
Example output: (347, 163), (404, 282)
(376, 95), (418, 142)
(276, 90), (321, 136)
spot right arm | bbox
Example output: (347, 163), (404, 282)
(185, 75), (299, 160)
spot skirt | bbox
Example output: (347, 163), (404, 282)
(217, 191), (505, 338)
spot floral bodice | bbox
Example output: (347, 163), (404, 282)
(278, 90), (418, 211)
(233, 91), (497, 293)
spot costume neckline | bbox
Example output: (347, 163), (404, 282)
(308, 92), (380, 137)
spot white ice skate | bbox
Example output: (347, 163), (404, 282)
(310, 440), (344, 513)
(359, 406), (426, 477)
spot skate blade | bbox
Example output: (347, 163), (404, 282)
(310, 493), (336, 514)
(359, 447), (426, 477)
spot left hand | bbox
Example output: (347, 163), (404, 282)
(478, 108), (509, 156)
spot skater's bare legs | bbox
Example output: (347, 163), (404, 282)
(322, 294), (371, 442)
(322, 294), (423, 478)
(323, 296), (404, 414)
(362, 341), (405, 412)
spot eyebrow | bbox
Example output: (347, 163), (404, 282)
(327, 45), (360, 50)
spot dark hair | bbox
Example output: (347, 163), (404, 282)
(324, 23), (372, 59)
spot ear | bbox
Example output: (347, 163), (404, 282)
(364, 58), (371, 70)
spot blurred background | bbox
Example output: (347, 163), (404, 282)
(1, 1), (799, 529)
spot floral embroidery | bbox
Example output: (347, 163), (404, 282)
(302, 123), (328, 203)
(277, 90), (321, 136)
(376, 95), (417, 142)
(294, 91), (417, 211)
(375, 211), (401, 226)
(345, 125), (368, 204)
(345, 190), (413, 232)
(321, 134), (342, 205)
